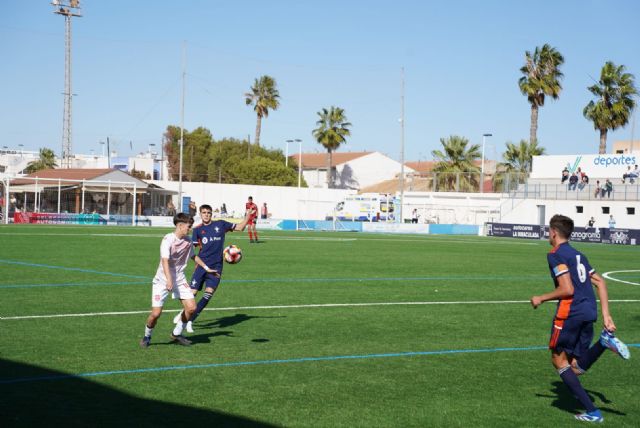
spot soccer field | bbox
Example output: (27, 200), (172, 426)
(1, 225), (639, 427)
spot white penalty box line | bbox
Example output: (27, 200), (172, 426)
(2, 299), (640, 320)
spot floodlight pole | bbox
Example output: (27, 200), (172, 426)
(178, 42), (186, 212)
(53, 1), (82, 168)
(398, 67), (405, 223)
(481, 133), (492, 193)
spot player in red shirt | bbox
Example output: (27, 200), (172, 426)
(245, 196), (259, 243)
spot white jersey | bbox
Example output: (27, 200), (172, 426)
(153, 232), (194, 287)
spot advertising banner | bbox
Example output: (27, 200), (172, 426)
(486, 223), (542, 239)
(489, 222), (639, 245)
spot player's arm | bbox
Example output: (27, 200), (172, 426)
(161, 258), (173, 290)
(591, 272), (616, 332)
(193, 254), (220, 276)
(233, 211), (252, 232)
(530, 273), (574, 308)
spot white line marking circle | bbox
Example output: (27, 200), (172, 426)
(602, 270), (640, 286)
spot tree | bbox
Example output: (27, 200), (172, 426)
(312, 106), (352, 188)
(24, 148), (57, 173)
(494, 140), (546, 191)
(431, 135), (481, 192)
(518, 44), (564, 145)
(583, 61), (638, 154)
(244, 75), (280, 147)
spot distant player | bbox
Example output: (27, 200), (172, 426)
(140, 213), (213, 348)
(245, 196), (259, 243)
(530, 214), (630, 423)
(173, 204), (251, 333)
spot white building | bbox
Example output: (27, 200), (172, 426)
(291, 151), (414, 190)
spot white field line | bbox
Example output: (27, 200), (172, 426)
(602, 270), (640, 286)
(2, 299), (640, 321)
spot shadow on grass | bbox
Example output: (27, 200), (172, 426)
(0, 358), (279, 427)
(536, 381), (626, 416)
(198, 313), (285, 330)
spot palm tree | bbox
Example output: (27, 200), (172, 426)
(494, 140), (546, 191)
(24, 148), (57, 173)
(431, 135), (481, 192)
(312, 107), (352, 188)
(518, 44), (564, 145)
(244, 75), (280, 147)
(583, 61), (638, 154)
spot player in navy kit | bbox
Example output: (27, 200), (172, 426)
(530, 214), (630, 423)
(174, 204), (251, 332)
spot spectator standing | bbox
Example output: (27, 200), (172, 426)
(220, 203), (228, 216)
(188, 201), (197, 217)
(594, 181), (601, 198)
(166, 200), (176, 216)
(586, 217), (595, 230)
(261, 203), (268, 219)
(411, 209), (419, 224)
(608, 215), (616, 229)
(604, 179), (613, 198)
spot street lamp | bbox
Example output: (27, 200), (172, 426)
(148, 143), (156, 157)
(18, 144), (24, 158)
(481, 133), (492, 193)
(99, 141), (105, 157)
(286, 139), (303, 187)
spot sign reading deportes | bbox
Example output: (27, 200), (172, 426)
(530, 154), (638, 179)
(486, 222), (640, 245)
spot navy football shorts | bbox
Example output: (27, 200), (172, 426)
(190, 265), (222, 292)
(548, 316), (594, 358)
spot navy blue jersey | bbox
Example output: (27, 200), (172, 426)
(191, 220), (236, 268)
(547, 242), (597, 321)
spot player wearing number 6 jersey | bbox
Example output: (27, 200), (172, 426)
(530, 214), (630, 423)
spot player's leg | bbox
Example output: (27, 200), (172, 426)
(141, 282), (168, 347)
(190, 284), (219, 323)
(247, 223), (254, 242)
(550, 319), (602, 421)
(171, 281), (197, 345)
(253, 223), (259, 242)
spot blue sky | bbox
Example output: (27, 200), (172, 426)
(2, 1), (639, 163)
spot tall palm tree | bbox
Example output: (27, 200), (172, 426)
(583, 61), (638, 154)
(518, 44), (564, 145)
(24, 148), (57, 173)
(312, 106), (352, 188)
(431, 135), (481, 192)
(494, 140), (546, 191)
(244, 75), (280, 147)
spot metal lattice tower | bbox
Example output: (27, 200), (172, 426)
(52, 1), (82, 168)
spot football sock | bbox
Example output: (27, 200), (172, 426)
(144, 325), (153, 338)
(191, 291), (213, 322)
(173, 322), (185, 336)
(248, 231), (253, 241)
(254, 232), (259, 241)
(558, 365), (597, 412)
(576, 342), (606, 373)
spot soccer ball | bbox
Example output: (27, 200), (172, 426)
(223, 244), (243, 264)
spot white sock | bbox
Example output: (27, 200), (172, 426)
(144, 325), (153, 338)
(172, 322), (185, 336)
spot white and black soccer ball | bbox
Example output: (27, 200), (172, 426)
(223, 244), (243, 264)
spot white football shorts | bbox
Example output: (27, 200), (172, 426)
(151, 276), (194, 307)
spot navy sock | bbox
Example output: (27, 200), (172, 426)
(190, 291), (213, 322)
(576, 342), (606, 373)
(558, 366), (596, 412)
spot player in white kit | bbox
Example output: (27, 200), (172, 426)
(140, 213), (217, 347)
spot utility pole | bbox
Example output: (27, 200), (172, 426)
(398, 67), (405, 223)
(52, 1), (82, 168)
(178, 42), (186, 212)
